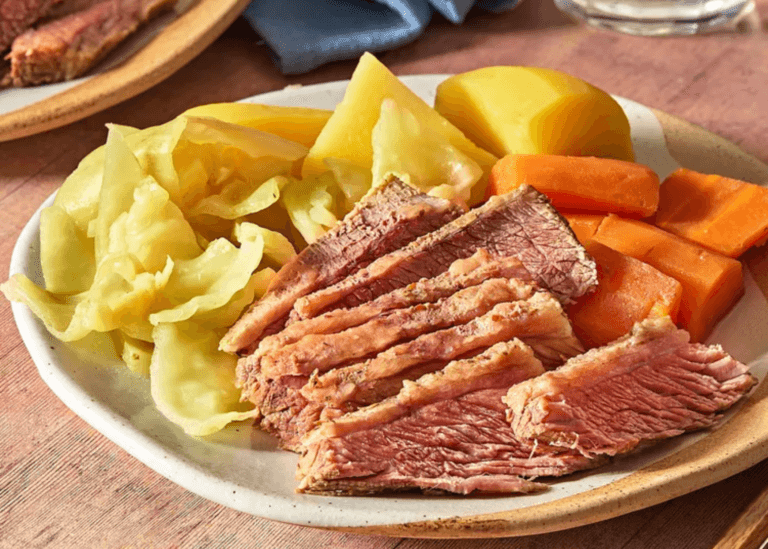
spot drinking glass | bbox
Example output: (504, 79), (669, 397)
(553, 0), (756, 35)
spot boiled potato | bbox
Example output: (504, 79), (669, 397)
(434, 67), (634, 161)
(301, 52), (497, 195)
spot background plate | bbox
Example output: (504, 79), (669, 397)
(9, 75), (768, 538)
(0, 0), (250, 142)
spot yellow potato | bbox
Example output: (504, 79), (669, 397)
(301, 53), (497, 192)
(181, 102), (332, 149)
(434, 67), (634, 161)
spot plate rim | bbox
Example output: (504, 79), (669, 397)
(9, 74), (768, 538)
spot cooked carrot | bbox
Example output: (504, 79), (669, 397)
(592, 215), (743, 342)
(487, 155), (660, 217)
(562, 213), (605, 244)
(654, 168), (768, 258)
(568, 240), (682, 348)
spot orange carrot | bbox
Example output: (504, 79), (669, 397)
(654, 168), (768, 258)
(592, 215), (743, 342)
(487, 155), (660, 217)
(568, 240), (682, 348)
(562, 213), (605, 244)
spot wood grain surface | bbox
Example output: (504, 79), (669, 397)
(2, 0), (768, 547)
(713, 483), (768, 549)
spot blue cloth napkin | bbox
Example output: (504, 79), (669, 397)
(243, 0), (523, 75)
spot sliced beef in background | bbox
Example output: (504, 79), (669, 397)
(222, 175), (464, 355)
(0, 55), (10, 87)
(40, 0), (101, 20)
(0, 0), (61, 51)
(293, 184), (597, 321)
(258, 277), (538, 380)
(504, 316), (757, 458)
(302, 290), (583, 411)
(297, 340), (599, 495)
(7, 0), (176, 86)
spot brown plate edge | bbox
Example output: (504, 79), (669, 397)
(0, 0), (251, 142)
(323, 109), (768, 539)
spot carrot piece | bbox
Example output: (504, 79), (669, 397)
(562, 213), (605, 244)
(654, 168), (768, 258)
(568, 241), (682, 348)
(487, 154), (660, 217)
(592, 215), (743, 342)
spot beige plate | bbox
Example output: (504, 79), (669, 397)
(9, 77), (768, 538)
(0, 0), (250, 142)
(340, 109), (768, 538)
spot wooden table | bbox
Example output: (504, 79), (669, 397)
(2, 1), (768, 547)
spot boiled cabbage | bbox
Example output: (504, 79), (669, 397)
(372, 99), (483, 204)
(150, 321), (257, 437)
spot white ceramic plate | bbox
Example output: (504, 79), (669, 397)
(9, 76), (768, 536)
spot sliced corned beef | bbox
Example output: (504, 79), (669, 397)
(297, 341), (598, 495)
(0, 0), (61, 51)
(504, 317), (757, 458)
(222, 175), (464, 354)
(245, 276), (567, 451)
(292, 184), (597, 321)
(41, 0), (101, 20)
(255, 375), (319, 450)
(257, 277), (538, 379)
(253, 250), (530, 357)
(302, 290), (583, 411)
(7, 0), (175, 86)
(235, 251), (529, 402)
(254, 284), (583, 450)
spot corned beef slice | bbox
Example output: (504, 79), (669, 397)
(504, 317), (757, 458)
(253, 283), (584, 451)
(235, 251), (530, 400)
(293, 184), (597, 320)
(252, 250), (531, 357)
(7, 0), (176, 86)
(42, 0), (102, 20)
(255, 374), (318, 449)
(246, 276), (545, 451)
(222, 175), (464, 354)
(302, 290), (584, 411)
(297, 341), (598, 495)
(258, 277), (539, 379)
(0, 0), (61, 51)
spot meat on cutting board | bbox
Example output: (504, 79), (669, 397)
(6, 0), (177, 86)
(0, 0), (62, 51)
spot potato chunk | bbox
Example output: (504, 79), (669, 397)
(434, 67), (634, 161)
